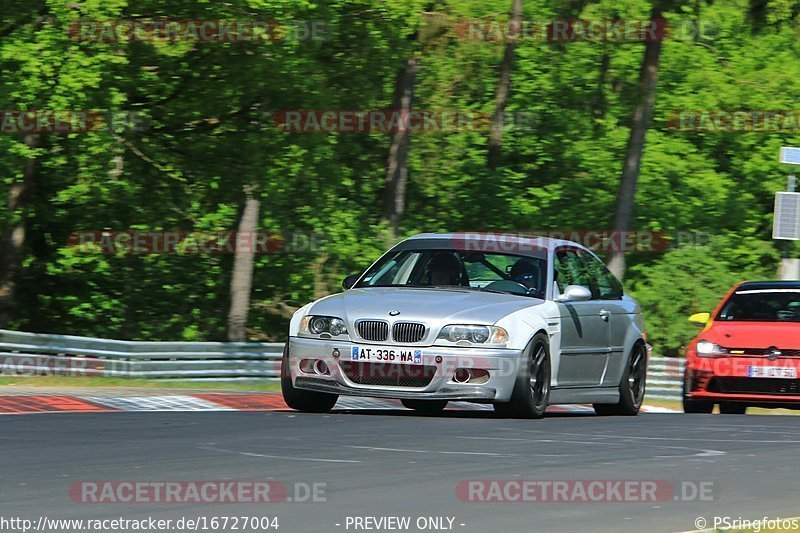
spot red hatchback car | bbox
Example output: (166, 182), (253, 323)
(683, 281), (800, 414)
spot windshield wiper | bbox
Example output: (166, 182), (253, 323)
(431, 285), (521, 296)
(357, 284), (537, 297)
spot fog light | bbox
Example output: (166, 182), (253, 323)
(454, 368), (472, 383)
(314, 360), (330, 375)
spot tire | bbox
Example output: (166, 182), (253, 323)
(281, 345), (338, 413)
(682, 369), (713, 413)
(401, 399), (448, 415)
(593, 342), (647, 416)
(493, 333), (550, 419)
(683, 398), (714, 414)
(719, 402), (747, 415)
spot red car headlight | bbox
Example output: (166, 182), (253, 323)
(695, 340), (728, 358)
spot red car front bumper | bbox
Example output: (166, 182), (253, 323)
(685, 356), (800, 405)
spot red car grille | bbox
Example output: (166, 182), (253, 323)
(708, 377), (800, 395)
(725, 347), (800, 357)
(340, 362), (435, 388)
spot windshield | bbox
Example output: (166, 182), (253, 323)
(717, 289), (800, 322)
(355, 249), (547, 298)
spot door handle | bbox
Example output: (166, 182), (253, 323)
(599, 309), (610, 321)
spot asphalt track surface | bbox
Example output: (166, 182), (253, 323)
(2, 408), (799, 533)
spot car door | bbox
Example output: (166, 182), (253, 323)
(579, 251), (629, 387)
(553, 247), (610, 387)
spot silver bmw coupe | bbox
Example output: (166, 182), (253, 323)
(282, 233), (649, 418)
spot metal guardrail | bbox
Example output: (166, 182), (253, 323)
(646, 358), (685, 400)
(0, 329), (283, 380)
(0, 329), (687, 394)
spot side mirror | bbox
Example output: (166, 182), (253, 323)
(555, 285), (592, 303)
(689, 312), (711, 325)
(342, 273), (361, 290)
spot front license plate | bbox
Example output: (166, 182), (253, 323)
(351, 346), (423, 365)
(747, 366), (797, 379)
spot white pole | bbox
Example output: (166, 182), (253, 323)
(779, 175), (799, 280)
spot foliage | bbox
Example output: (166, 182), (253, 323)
(1, 0), (798, 351)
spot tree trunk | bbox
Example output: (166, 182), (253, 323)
(606, 9), (662, 281)
(0, 133), (41, 327)
(592, 50), (610, 133)
(381, 56), (418, 228)
(487, 0), (523, 170)
(227, 187), (260, 342)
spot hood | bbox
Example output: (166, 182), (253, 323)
(309, 287), (543, 327)
(705, 321), (800, 349)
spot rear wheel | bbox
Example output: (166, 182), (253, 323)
(719, 402), (747, 414)
(493, 333), (550, 419)
(401, 399), (448, 415)
(594, 342), (647, 416)
(281, 345), (338, 413)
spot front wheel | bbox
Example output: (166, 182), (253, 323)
(683, 398), (714, 414)
(719, 402), (747, 414)
(594, 342), (647, 416)
(493, 333), (550, 419)
(281, 346), (338, 413)
(682, 370), (713, 413)
(401, 399), (448, 415)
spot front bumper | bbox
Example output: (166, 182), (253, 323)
(288, 336), (524, 402)
(685, 356), (800, 404)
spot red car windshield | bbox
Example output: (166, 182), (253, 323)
(717, 289), (800, 322)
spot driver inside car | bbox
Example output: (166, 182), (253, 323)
(509, 258), (543, 298)
(426, 252), (466, 286)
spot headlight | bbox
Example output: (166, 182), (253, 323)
(300, 316), (348, 337)
(695, 340), (726, 357)
(437, 325), (509, 346)
(309, 317), (328, 334)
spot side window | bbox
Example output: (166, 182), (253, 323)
(580, 251), (623, 300)
(554, 249), (592, 293)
